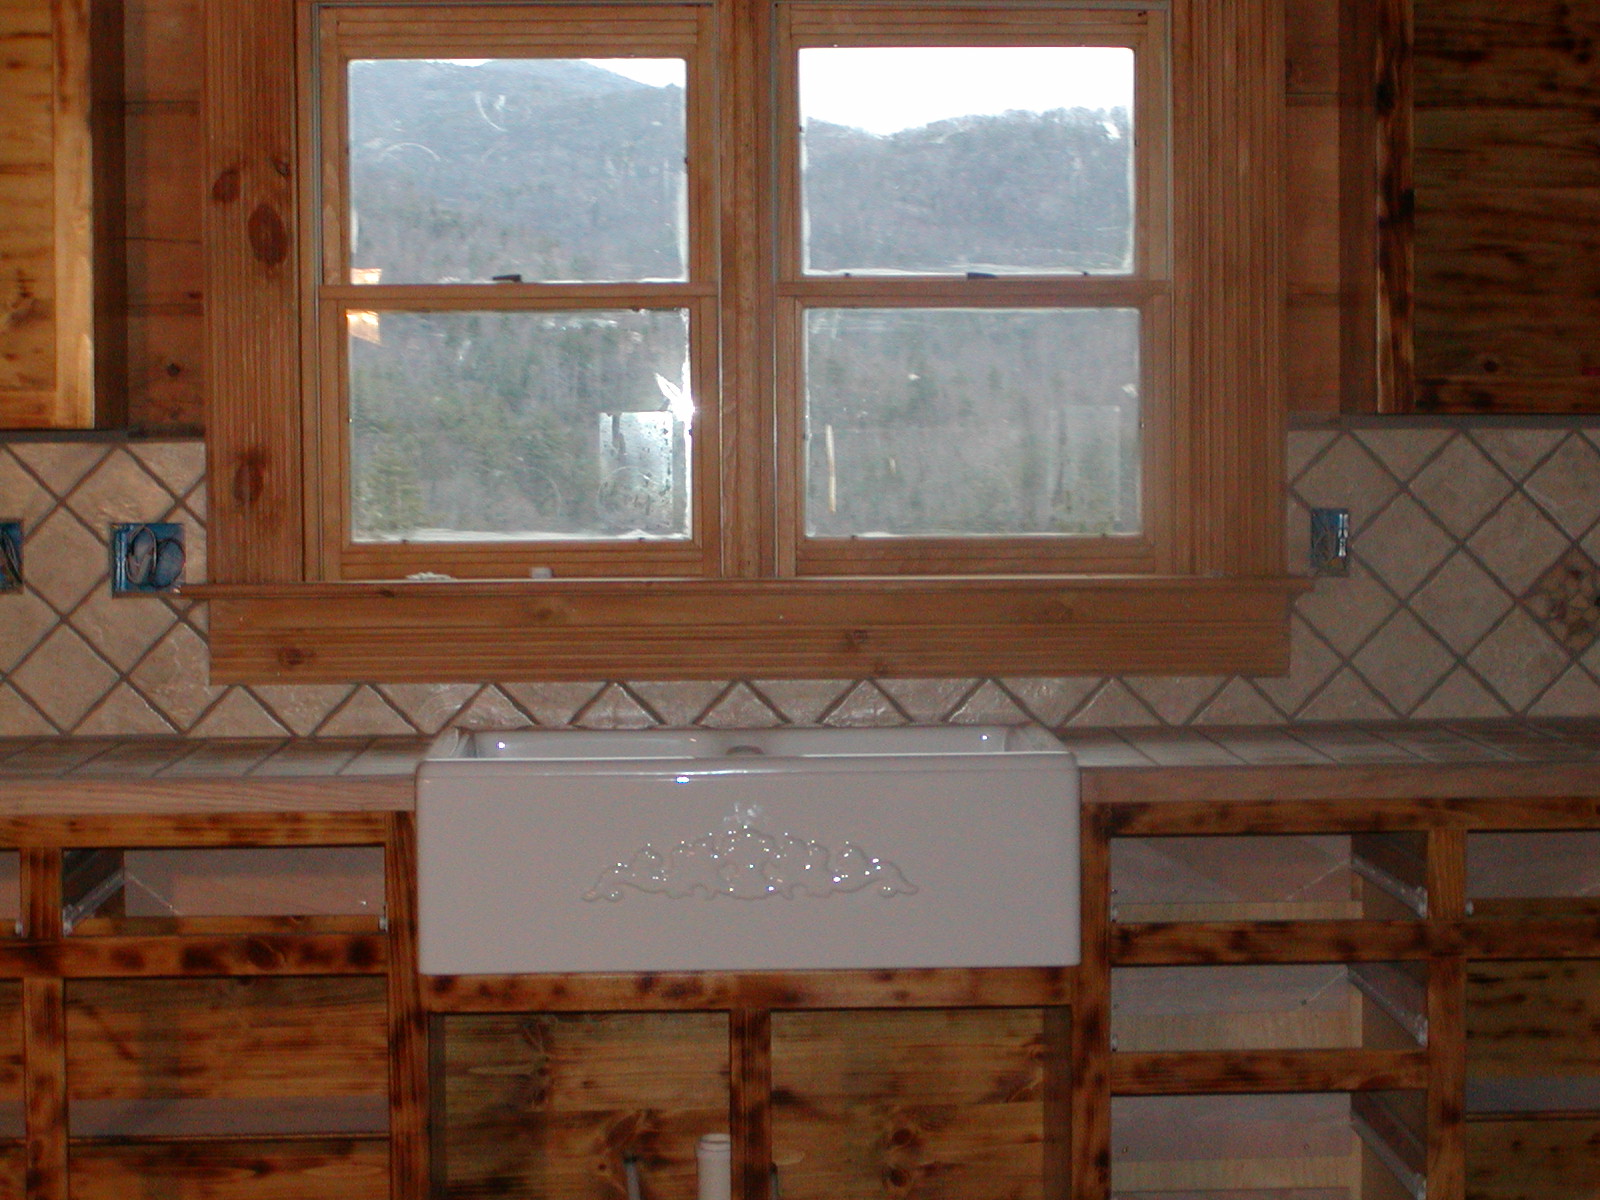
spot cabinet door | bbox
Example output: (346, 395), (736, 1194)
(0, 0), (124, 430)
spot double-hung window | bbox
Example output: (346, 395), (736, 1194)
(200, 0), (1294, 681)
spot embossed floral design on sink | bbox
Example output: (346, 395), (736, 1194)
(416, 725), (1078, 975)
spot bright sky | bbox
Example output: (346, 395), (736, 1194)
(800, 47), (1133, 135)
(585, 48), (1131, 135)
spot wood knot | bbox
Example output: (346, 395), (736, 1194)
(232, 450), (267, 507)
(277, 645), (313, 669)
(211, 165), (241, 204)
(247, 202), (290, 267)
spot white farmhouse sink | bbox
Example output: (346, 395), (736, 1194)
(416, 725), (1078, 975)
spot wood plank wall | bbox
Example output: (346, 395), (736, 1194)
(123, 0), (203, 432)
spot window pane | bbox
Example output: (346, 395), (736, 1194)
(800, 47), (1134, 275)
(348, 309), (693, 542)
(804, 308), (1139, 537)
(348, 58), (687, 283)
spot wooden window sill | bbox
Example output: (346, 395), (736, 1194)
(183, 575), (1309, 683)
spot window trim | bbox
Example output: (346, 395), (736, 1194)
(196, 0), (1302, 685)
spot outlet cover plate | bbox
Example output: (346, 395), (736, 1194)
(111, 522), (185, 594)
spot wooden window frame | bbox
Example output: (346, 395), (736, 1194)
(196, 0), (1302, 684)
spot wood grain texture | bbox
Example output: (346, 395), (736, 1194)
(1466, 1117), (1600, 1200)
(204, 0), (302, 580)
(731, 1007), (770, 1200)
(1072, 807), (1111, 1200)
(68, 1139), (390, 1200)
(1429, 955), (1467, 1200)
(65, 976), (387, 1101)
(22, 977), (64, 1200)
(435, 1011), (728, 1200)
(385, 813), (427, 1200)
(203, 576), (1302, 683)
(1111, 1048), (1429, 1094)
(771, 1007), (1047, 1200)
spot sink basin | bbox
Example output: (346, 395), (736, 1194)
(416, 725), (1078, 975)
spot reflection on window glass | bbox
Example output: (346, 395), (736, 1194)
(348, 310), (693, 542)
(805, 308), (1140, 537)
(347, 58), (688, 283)
(800, 46), (1135, 275)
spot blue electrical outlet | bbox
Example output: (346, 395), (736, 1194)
(0, 521), (20, 593)
(1309, 507), (1350, 576)
(111, 522), (185, 594)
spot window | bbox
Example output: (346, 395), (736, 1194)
(199, 0), (1296, 682)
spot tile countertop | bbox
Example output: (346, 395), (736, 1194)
(3, 721), (1600, 812)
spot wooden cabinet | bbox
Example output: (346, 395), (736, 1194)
(1351, 0), (1600, 414)
(0, 811), (423, 1200)
(0, 0), (125, 430)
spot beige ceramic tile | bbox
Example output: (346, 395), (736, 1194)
(126, 441), (205, 496)
(997, 677), (1102, 727)
(1524, 435), (1600, 538)
(1048, 728), (1152, 767)
(24, 509), (109, 614)
(252, 740), (367, 777)
(1293, 562), (1399, 657)
(319, 686), (417, 736)
(626, 681), (726, 726)
(1287, 724), (1417, 764)
(1472, 428), (1565, 483)
(342, 738), (432, 775)
(1294, 667), (1399, 722)
(1370, 725), (1508, 763)
(1122, 676), (1227, 725)
(1199, 725), (1331, 763)
(1290, 434), (1399, 533)
(749, 679), (856, 724)
(875, 678), (978, 723)
(1466, 608), (1571, 713)
(9, 442), (108, 499)
(1407, 436), (1514, 540)
(822, 681), (908, 726)
(697, 683), (786, 728)
(1285, 428), (1338, 483)
(60, 737), (193, 777)
(573, 683), (658, 729)
(1409, 551), (1514, 654)
(1526, 666), (1600, 719)
(1118, 728), (1242, 766)
(161, 737), (287, 775)
(1285, 495), (1312, 576)
(186, 689), (293, 738)
(0, 685), (54, 736)
(249, 684), (360, 737)
(499, 681), (607, 726)
(1522, 548), (1600, 654)
(1351, 610), (1456, 715)
(0, 589), (59, 673)
(1355, 427), (1453, 484)
(127, 623), (223, 730)
(172, 501), (206, 583)
(1356, 495), (1457, 599)
(0, 450), (55, 525)
(65, 449), (177, 529)
(440, 686), (530, 731)
(66, 590), (181, 672)
(1409, 666), (1511, 721)
(10, 626), (119, 730)
(1467, 493), (1570, 596)
(1191, 679), (1288, 726)
(377, 683), (482, 734)
(1254, 616), (1343, 714)
(946, 680), (1033, 724)
(1066, 680), (1161, 726)
(75, 684), (180, 736)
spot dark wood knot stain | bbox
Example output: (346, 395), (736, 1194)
(247, 202), (290, 267)
(211, 165), (241, 204)
(277, 646), (313, 670)
(232, 449), (267, 506)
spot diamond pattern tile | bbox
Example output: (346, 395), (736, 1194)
(1409, 436), (1514, 539)
(3, 429), (1599, 737)
(1356, 495), (1456, 599)
(1525, 435), (1600, 538)
(1468, 493), (1571, 596)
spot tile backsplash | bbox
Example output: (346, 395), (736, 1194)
(4, 426), (1600, 736)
